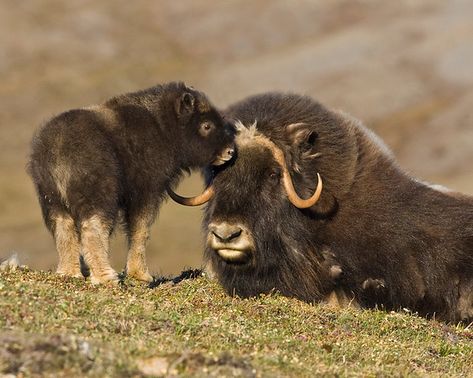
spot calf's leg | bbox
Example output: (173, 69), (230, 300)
(53, 212), (82, 278)
(125, 215), (153, 282)
(80, 215), (117, 284)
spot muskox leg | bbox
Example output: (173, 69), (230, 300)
(80, 215), (117, 284)
(360, 278), (388, 307)
(324, 289), (360, 309)
(125, 216), (153, 282)
(53, 213), (82, 277)
(457, 279), (473, 322)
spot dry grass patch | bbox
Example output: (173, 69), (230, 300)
(0, 268), (472, 377)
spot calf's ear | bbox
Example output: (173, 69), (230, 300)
(175, 92), (195, 117)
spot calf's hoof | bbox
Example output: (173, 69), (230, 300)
(90, 269), (119, 285)
(126, 268), (153, 283)
(56, 268), (83, 279)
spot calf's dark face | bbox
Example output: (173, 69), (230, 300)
(175, 91), (235, 168)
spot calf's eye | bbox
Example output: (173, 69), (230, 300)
(199, 122), (214, 137)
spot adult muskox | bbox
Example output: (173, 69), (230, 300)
(171, 93), (473, 323)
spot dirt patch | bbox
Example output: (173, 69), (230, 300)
(137, 351), (256, 377)
(0, 332), (134, 377)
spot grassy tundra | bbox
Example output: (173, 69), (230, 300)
(0, 268), (472, 377)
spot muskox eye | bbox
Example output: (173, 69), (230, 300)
(269, 169), (281, 184)
(199, 122), (214, 137)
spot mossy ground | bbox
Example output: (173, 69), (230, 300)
(0, 268), (472, 377)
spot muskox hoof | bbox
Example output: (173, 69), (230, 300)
(90, 269), (119, 285)
(329, 265), (343, 280)
(127, 269), (153, 283)
(56, 266), (83, 279)
(56, 270), (83, 279)
(362, 278), (386, 291)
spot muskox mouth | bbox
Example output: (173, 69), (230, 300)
(207, 222), (255, 265)
(215, 248), (250, 264)
(211, 145), (235, 166)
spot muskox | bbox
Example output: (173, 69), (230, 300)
(28, 82), (235, 284)
(178, 93), (473, 323)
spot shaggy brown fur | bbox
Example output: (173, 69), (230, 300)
(203, 93), (473, 323)
(28, 82), (234, 284)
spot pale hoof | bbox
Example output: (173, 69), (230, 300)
(56, 268), (83, 279)
(90, 269), (119, 285)
(126, 268), (153, 283)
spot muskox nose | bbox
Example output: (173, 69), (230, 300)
(208, 222), (254, 264)
(210, 223), (242, 243)
(226, 147), (235, 158)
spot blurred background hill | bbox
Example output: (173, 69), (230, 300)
(1, 0), (472, 275)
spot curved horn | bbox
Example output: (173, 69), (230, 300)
(283, 171), (323, 209)
(256, 136), (323, 209)
(167, 185), (215, 206)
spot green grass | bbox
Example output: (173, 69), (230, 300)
(0, 268), (472, 377)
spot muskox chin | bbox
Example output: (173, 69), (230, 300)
(206, 206), (335, 303)
(202, 92), (473, 323)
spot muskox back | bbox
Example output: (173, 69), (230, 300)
(30, 109), (122, 226)
(202, 93), (473, 323)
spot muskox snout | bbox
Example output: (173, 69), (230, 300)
(226, 147), (235, 158)
(208, 222), (254, 264)
(212, 146), (235, 166)
(211, 223), (241, 243)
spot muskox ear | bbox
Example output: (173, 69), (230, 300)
(175, 92), (195, 117)
(286, 123), (318, 153)
(286, 123), (321, 174)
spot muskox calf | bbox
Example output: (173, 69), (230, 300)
(197, 93), (473, 323)
(28, 82), (234, 284)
